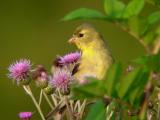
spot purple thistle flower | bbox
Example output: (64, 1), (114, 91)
(51, 68), (73, 93)
(8, 59), (31, 83)
(18, 112), (32, 120)
(54, 52), (81, 67)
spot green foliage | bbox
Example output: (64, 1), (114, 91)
(118, 68), (142, 99)
(142, 11), (160, 35)
(104, 0), (125, 19)
(85, 100), (106, 120)
(71, 78), (105, 99)
(127, 16), (140, 35)
(133, 53), (160, 72)
(72, 63), (149, 106)
(128, 69), (149, 105)
(104, 63), (122, 97)
(148, 0), (160, 6)
(62, 8), (105, 21)
(123, 0), (145, 19)
(117, 67), (149, 106)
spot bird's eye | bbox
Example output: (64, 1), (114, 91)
(78, 33), (84, 37)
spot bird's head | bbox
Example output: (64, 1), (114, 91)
(68, 23), (100, 50)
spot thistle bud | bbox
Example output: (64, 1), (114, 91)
(32, 65), (48, 89)
(43, 85), (54, 95)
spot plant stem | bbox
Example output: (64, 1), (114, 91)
(65, 96), (74, 120)
(42, 90), (54, 109)
(152, 38), (160, 54)
(39, 90), (43, 106)
(51, 94), (58, 106)
(139, 72), (153, 120)
(106, 111), (114, 120)
(79, 99), (87, 119)
(23, 85), (45, 120)
(70, 100), (74, 112)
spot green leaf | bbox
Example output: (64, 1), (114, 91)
(106, 101), (119, 120)
(143, 31), (157, 44)
(104, 63), (122, 96)
(155, 0), (160, 4)
(150, 0), (160, 6)
(62, 8), (105, 21)
(146, 11), (160, 27)
(141, 11), (160, 35)
(71, 78), (105, 99)
(104, 0), (125, 19)
(85, 100), (106, 120)
(133, 53), (160, 72)
(123, 0), (145, 19)
(128, 70), (149, 105)
(117, 68), (141, 99)
(127, 16), (140, 35)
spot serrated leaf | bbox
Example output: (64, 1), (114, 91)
(85, 100), (105, 120)
(104, 63), (122, 96)
(123, 0), (145, 19)
(62, 8), (105, 21)
(104, 0), (125, 19)
(141, 11), (160, 35)
(118, 68), (141, 99)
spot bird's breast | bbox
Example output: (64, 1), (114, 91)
(78, 48), (112, 80)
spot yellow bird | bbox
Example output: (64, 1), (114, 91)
(68, 23), (114, 83)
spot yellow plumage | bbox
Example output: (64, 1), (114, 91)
(68, 23), (113, 83)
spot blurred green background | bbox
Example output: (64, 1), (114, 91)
(0, 0), (148, 119)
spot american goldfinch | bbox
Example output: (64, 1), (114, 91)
(68, 23), (113, 83)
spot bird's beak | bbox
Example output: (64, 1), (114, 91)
(68, 37), (76, 44)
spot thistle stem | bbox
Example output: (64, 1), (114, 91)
(42, 90), (54, 109)
(23, 85), (45, 120)
(51, 94), (58, 106)
(106, 111), (114, 120)
(70, 100), (74, 112)
(79, 99), (87, 119)
(65, 96), (74, 120)
(39, 90), (43, 106)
